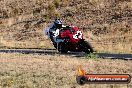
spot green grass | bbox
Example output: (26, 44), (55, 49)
(85, 53), (99, 60)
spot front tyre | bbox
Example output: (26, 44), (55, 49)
(79, 40), (94, 54)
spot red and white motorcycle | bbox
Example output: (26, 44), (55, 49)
(45, 25), (94, 54)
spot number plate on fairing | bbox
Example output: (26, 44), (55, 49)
(73, 31), (83, 39)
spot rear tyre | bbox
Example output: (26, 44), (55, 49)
(53, 43), (57, 49)
(58, 43), (68, 53)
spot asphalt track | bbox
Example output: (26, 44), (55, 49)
(0, 49), (132, 60)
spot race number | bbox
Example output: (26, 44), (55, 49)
(73, 31), (83, 39)
(53, 29), (60, 37)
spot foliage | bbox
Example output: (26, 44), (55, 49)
(86, 53), (98, 59)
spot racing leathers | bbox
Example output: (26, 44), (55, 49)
(45, 23), (64, 43)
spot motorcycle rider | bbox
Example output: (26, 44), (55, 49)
(45, 18), (65, 43)
(45, 18), (94, 53)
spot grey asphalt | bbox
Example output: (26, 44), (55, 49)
(0, 49), (132, 60)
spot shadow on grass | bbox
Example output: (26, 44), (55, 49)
(0, 48), (132, 60)
(0, 48), (86, 57)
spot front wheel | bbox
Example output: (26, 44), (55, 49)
(79, 40), (94, 54)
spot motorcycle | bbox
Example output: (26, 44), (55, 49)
(46, 25), (94, 54)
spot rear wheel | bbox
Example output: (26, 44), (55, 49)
(53, 43), (57, 49)
(58, 43), (68, 53)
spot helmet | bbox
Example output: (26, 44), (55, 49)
(54, 18), (62, 29)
